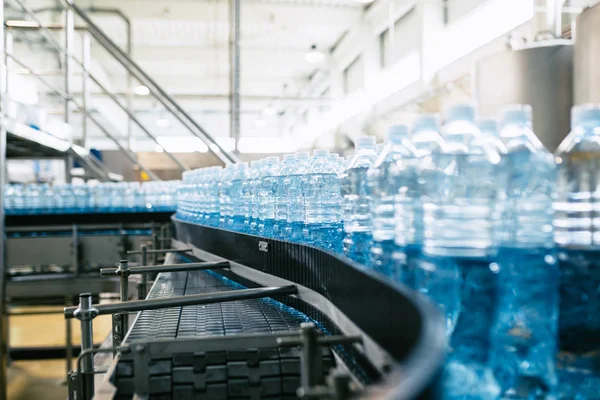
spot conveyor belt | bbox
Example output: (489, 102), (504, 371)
(114, 270), (334, 399)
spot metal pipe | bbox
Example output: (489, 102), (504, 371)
(86, 71), (189, 171)
(7, 55), (70, 99)
(84, 110), (160, 181)
(65, 297), (73, 377)
(547, 0), (564, 37)
(65, 285), (298, 319)
(76, 293), (96, 400)
(117, 260), (129, 302)
(127, 248), (192, 255)
(300, 323), (322, 388)
(65, 0), (240, 165)
(0, 2), (7, 395)
(229, 0), (241, 153)
(140, 245), (148, 299)
(100, 261), (229, 276)
(4, 32), (11, 96)
(81, 32), (90, 148)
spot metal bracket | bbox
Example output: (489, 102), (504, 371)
(112, 313), (127, 347)
(67, 370), (82, 400)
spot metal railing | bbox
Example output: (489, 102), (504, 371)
(4, 0), (241, 183)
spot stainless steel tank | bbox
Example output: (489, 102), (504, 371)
(475, 41), (573, 152)
(574, 2), (600, 105)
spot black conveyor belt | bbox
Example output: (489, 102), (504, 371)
(114, 270), (334, 399)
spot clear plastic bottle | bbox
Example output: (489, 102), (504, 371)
(554, 104), (600, 398)
(323, 153), (344, 252)
(369, 125), (419, 277)
(219, 163), (235, 228)
(342, 136), (377, 264)
(207, 167), (222, 227)
(229, 163), (249, 231)
(275, 154), (296, 239)
(248, 160), (263, 234)
(487, 105), (558, 397)
(258, 157), (280, 238)
(417, 104), (502, 398)
(303, 149), (336, 247)
(396, 114), (443, 287)
(285, 152), (310, 242)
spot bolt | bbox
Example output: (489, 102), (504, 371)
(135, 345), (145, 353)
(113, 314), (121, 321)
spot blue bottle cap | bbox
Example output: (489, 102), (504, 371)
(478, 117), (499, 134)
(313, 149), (330, 157)
(295, 151), (310, 159)
(412, 114), (441, 132)
(572, 104), (600, 129)
(356, 136), (376, 150)
(445, 103), (476, 123)
(388, 124), (409, 144)
(264, 156), (279, 164)
(501, 104), (532, 127)
(282, 153), (296, 161)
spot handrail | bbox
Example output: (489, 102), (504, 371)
(65, 0), (241, 165)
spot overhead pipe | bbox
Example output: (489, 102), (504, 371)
(229, 0), (241, 153)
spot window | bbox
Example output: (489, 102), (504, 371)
(378, 6), (418, 68)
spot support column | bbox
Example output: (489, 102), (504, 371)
(229, 0), (241, 154)
(64, 8), (74, 182)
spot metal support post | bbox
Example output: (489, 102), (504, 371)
(64, 7), (74, 183)
(81, 32), (91, 148)
(71, 224), (79, 275)
(73, 293), (97, 400)
(300, 323), (322, 389)
(65, 296), (73, 379)
(112, 260), (130, 346)
(101, 261), (229, 276)
(229, 0), (241, 153)
(0, 0), (7, 395)
(139, 244), (147, 299)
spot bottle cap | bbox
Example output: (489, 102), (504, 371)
(478, 118), (499, 134)
(313, 149), (330, 157)
(388, 124), (409, 144)
(445, 103), (476, 123)
(412, 114), (441, 132)
(264, 156), (279, 164)
(283, 153), (296, 161)
(572, 104), (600, 129)
(295, 151), (310, 159)
(356, 136), (376, 150)
(501, 104), (532, 127)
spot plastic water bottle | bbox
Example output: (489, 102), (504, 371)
(488, 105), (558, 397)
(554, 104), (600, 398)
(322, 153), (344, 253)
(256, 157), (279, 237)
(220, 164), (235, 228)
(248, 160), (263, 233)
(417, 104), (502, 398)
(369, 125), (418, 276)
(285, 152), (310, 242)
(395, 114), (443, 287)
(304, 149), (334, 246)
(206, 167), (222, 227)
(275, 154), (296, 239)
(342, 136), (377, 264)
(229, 162), (249, 231)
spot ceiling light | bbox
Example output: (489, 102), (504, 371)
(134, 85), (150, 96)
(254, 119), (267, 128)
(262, 107), (277, 117)
(304, 45), (325, 64)
(156, 118), (170, 128)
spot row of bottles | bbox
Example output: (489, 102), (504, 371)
(4, 180), (179, 214)
(175, 102), (600, 399)
(177, 151), (346, 251)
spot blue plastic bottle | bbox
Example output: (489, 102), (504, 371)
(220, 163), (235, 229)
(342, 136), (377, 264)
(275, 154), (296, 239)
(417, 104), (502, 398)
(369, 125), (418, 277)
(396, 114), (443, 287)
(304, 149), (333, 246)
(258, 157), (280, 238)
(488, 105), (558, 397)
(248, 160), (263, 233)
(285, 152), (310, 242)
(206, 167), (222, 227)
(229, 162), (249, 231)
(322, 153), (344, 253)
(554, 104), (600, 398)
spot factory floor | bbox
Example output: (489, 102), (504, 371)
(7, 307), (113, 400)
